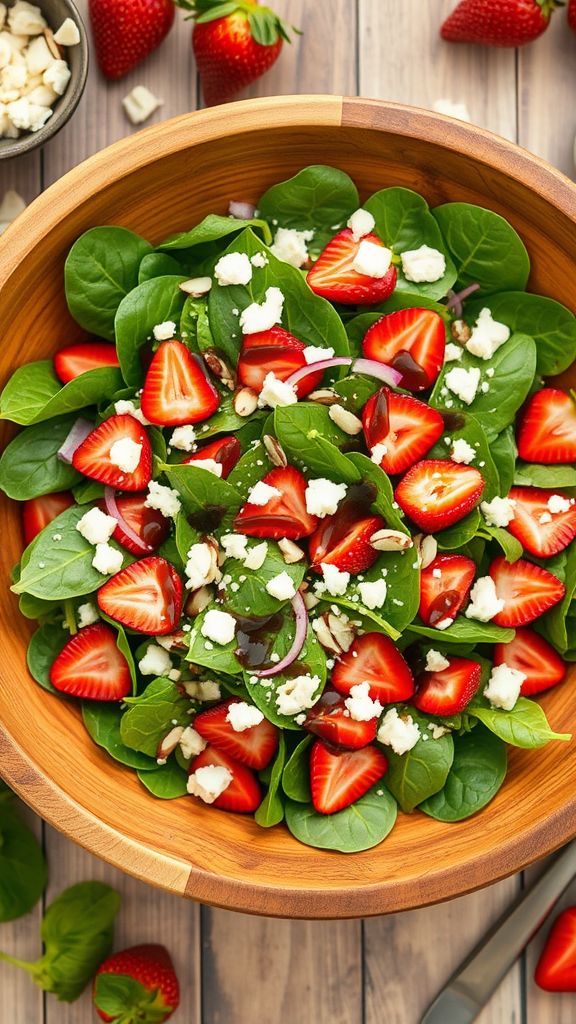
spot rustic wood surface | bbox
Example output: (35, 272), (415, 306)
(1, 0), (575, 1021)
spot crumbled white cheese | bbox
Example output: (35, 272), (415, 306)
(465, 576), (505, 622)
(122, 84), (164, 124)
(77, 602), (99, 628)
(138, 643), (172, 677)
(76, 507), (117, 545)
(114, 399), (150, 426)
(8, 1), (46, 35)
(152, 320), (176, 341)
(25, 34), (53, 74)
(347, 208), (375, 242)
(145, 481), (181, 519)
(270, 227), (314, 268)
(201, 609), (236, 646)
(189, 458), (222, 477)
(266, 571), (297, 601)
(257, 371), (297, 409)
(344, 681), (382, 722)
(7, 98), (51, 131)
(377, 708), (421, 755)
(358, 578), (387, 610)
(548, 494), (571, 514)
(53, 17), (81, 46)
(247, 480), (281, 506)
(371, 442), (388, 464)
(109, 436), (142, 474)
(243, 542), (268, 570)
(221, 533), (249, 560)
(428, 723), (450, 740)
(444, 343), (463, 363)
(484, 663), (525, 711)
(43, 58), (70, 95)
(305, 478), (347, 518)
(251, 252), (268, 268)
(465, 308), (510, 361)
(187, 764), (233, 803)
(240, 286), (284, 334)
(276, 674), (320, 716)
(184, 679), (221, 702)
(179, 726), (207, 759)
(226, 701), (265, 732)
(451, 438), (476, 465)
(170, 425), (196, 451)
(320, 562), (350, 597)
(445, 366), (481, 405)
(539, 511), (552, 525)
(425, 649), (450, 673)
(401, 245), (446, 284)
(352, 239), (392, 278)
(214, 251), (253, 286)
(303, 345), (335, 364)
(91, 542), (123, 576)
(185, 543), (214, 591)
(481, 496), (516, 528)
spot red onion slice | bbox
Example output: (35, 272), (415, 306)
(104, 486), (151, 554)
(228, 200), (256, 220)
(284, 356), (402, 390)
(57, 416), (94, 464)
(253, 591), (308, 678)
(446, 282), (481, 316)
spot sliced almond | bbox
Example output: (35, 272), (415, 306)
(233, 386), (258, 417)
(263, 433), (287, 468)
(450, 319), (471, 344)
(278, 538), (305, 564)
(302, 591), (321, 611)
(328, 404), (363, 436)
(43, 28), (62, 60)
(370, 528), (413, 552)
(419, 534), (438, 569)
(203, 348), (236, 391)
(180, 276), (212, 297)
(184, 585), (213, 617)
(157, 726), (184, 760)
(308, 388), (339, 406)
(312, 611), (355, 655)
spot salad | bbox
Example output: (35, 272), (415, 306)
(1, 164), (575, 854)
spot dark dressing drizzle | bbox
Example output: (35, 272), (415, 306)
(391, 349), (429, 391)
(187, 504), (227, 533)
(234, 611), (285, 668)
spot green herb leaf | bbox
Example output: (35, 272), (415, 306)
(26, 622), (67, 693)
(420, 726), (507, 821)
(408, 618), (515, 644)
(466, 291), (576, 376)
(281, 735), (312, 802)
(514, 462), (576, 489)
(137, 760), (189, 799)
(255, 734), (286, 827)
(0, 799), (47, 922)
(471, 696), (570, 748)
(433, 203), (530, 293)
(274, 403), (361, 484)
(0, 362), (123, 426)
(384, 711), (455, 812)
(115, 276), (187, 386)
(159, 213), (272, 251)
(120, 678), (192, 758)
(258, 165), (359, 252)
(285, 786), (397, 853)
(0, 416), (82, 500)
(82, 703), (156, 771)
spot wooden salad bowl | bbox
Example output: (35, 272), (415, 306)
(1, 96), (575, 919)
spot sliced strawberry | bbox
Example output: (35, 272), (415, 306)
(141, 340), (220, 426)
(494, 627), (567, 697)
(189, 745), (261, 813)
(234, 465), (319, 540)
(535, 907), (576, 992)
(304, 690), (377, 750)
(419, 553), (476, 628)
(310, 740), (388, 814)
(97, 556), (183, 635)
(193, 697), (279, 770)
(308, 500), (384, 574)
(183, 435), (241, 478)
(414, 656), (481, 716)
(507, 486), (576, 557)
(237, 327), (323, 399)
(362, 308), (446, 391)
(489, 556), (566, 627)
(22, 491), (74, 546)
(49, 623), (132, 701)
(306, 228), (397, 306)
(362, 387), (445, 473)
(332, 633), (415, 704)
(101, 494), (170, 556)
(517, 388), (576, 464)
(72, 414), (152, 492)
(53, 342), (120, 384)
(395, 459), (485, 532)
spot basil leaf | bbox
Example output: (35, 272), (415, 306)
(94, 973), (160, 1018)
(420, 726), (507, 821)
(364, 187), (457, 299)
(408, 618), (515, 644)
(82, 704), (155, 771)
(471, 696), (570, 748)
(285, 786), (397, 853)
(258, 165), (359, 251)
(433, 203), (530, 293)
(139, 251), (184, 283)
(282, 735), (312, 802)
(0, 416), (82, 499)
(65, 227), (153, 341)
(255, 734), (286, 827)
(115, 275), (187, 386)
(274, 404), (361, 484)
(27, 622), (67, 693)
(159, 213), (272, 251)
(137, 760), (188, 799)
(466, 291), (576, 376)
(0, 798), (47, 921)
(514, 462), (576, 489)
(428, 411), (500, 500)
(384, 712), (455, 812)
(120, 678), (192, 757)
(0, 362), (123, 426)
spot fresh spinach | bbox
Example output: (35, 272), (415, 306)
(274, 404), (361, 484)
(255, 734), (286, 827)
(26, 622), (67, 693)
(0, 361), (122, 426)
(226, 439), (274, 499)
(471, 696), (570, 748)
(436, 510), (482, 551)
(428, 411), (500, 500)
(433, 203), (530, 293)
(115, 275), (187, 386)
(0, 415), (81, 499)
(408, 618), (515, 644)
(120, 677), (191, 757)
(478, 524), (523, 563)
(245, 624), (327, 729)
(196, 392), (266, 439)
(159, 213), (272, 251)
(179, 295), (214, 354)
(0, 793), (47, 922)
(466, 291), (576, 376)
(539, 544), (576, 651)
(514, 462), (576, 489)
(384, 712), (454, 812)
(160, 462), (244, 530)
(220, 541), (306, 618)
(285, 786), (397, 853)
(138, 251), (184, 283)
(345, 452), (408, 532)
(490, 426), (517, 495)
(137, 760), (188, 798)
(282, 734), (312, 802)
(258, 165), (359, 251)
(420, 726), (507, 821)
(82, 703), (155, 771)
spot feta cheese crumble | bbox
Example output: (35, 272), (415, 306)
(250, 252), (268, 268)
(275, 674), (320, 716)
(303, 345), (335, 364)
(358, 578), (387, 610)
(138, 644), (172, 677)
(109, 436), (142, 474)
(265, 571), (297, 601)
(451, 438), (476, 464)
(243, 542), (268, 570)
(320, 562), (350, 597)
(145, 481), (181, 519)
(169, 425), (196, 451)
(377, 708), (421, 755)
(220, 533), (249, 560)
(444, 343), (463, 363)
(214, 251), (253, 286)
(76, 507), (117, 545)
(425, 649), (450, 673)
(153, 321), (176, 341)
(401, 245), (446, 284)
(92, 543), (123, 576)
(465, 308), (510, 360)
(484, 663), (525, 711)
(123, 85), (163, 125)
(226, 701), (265, 732)
(114, 399), (149, 425)
(352, 240), (392, 278)
(371, 442), (388, 464)
(445, 366), (481, 406)
(481, 496), (516, 528)
(77, 602), (99, 628)
(187, 764), (233, 804)
(305, 478), (347, 518)
(247, 480), (281, 506)
(240, 286), (284, 334)
(201, 609), (236, 646)
(53, 17), (81, 46)
(344, 681), (383, 722)
(185, 543), (214, 590)
(270, 227), (314, 268)
(465, 576), (505, 622)
(189, 458), (222, 477)
(257, 371), (297, 409)
(179, 726), (207, 759)
(347, 208), (375, 242)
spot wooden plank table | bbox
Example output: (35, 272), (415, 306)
(1, 2), (575, 1020)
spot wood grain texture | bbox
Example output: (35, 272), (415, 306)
(518, 13), (576, 178)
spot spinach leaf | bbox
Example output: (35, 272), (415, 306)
(274, 403), (361, 484)
(331, 549), (420, 635)
(539, 544), (576, 651)
(187, 611), (243, 677)
(478, 524), (523, 563)
(430, 333), (537, 434)
(466, 292), (576, 376)
(159, 213), (272, 250)
(428, 411), (500, 500)
(220, 541), (306, 618)
(514, 462), (576, 489)
(364, 187), (457, 299)
(137, 761), (188, 798)
(332, 374), (379, 413)
(255, 734), (286, 827)
(490, 425), (517, 495)
(82, 704), (155, 771)
(27, 622), (67, 693)
(208, 227), (349, 365)
(245, 624), (327, 729)
(138, 251), (184, 283)
(345, 452), (408, 532)
(160, 463), (244, 529)
(471, 696), (570, 748)
(227, 438), (273, 499)
(282, 735), (312, 802)
(120, 678), (191, 757)
(420, 726), (507, 821)
(384, 712), (454, 812)
(0, 361), (122, 425)
(433, 203), (530, 293)
(196, 392), (266, 439)
(179, 295), (214, 354)
(0, 796), (47, 921)
(436, 510), (481, 551)
(19, 592), (62, 621)
(72, 478), (106, 505)
(285, 786), (397, 853)
(115, 275), (187, 386)
(0, 416), (81, 499)
(408, 618), (515, 644)
(13, 505), (127, 601)
(258, 165), (359, 251)
(65, 227), (153, 341)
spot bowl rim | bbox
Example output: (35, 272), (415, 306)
(1, 94), (576, 918)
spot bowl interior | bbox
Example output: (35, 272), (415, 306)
(1, 97), (575, 918)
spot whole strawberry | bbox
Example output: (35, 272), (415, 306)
(93, 944), (180, 1024)
(176, 0), (298, 106)
(569, 0), (576, 30)
(441, 0), (562, 46)
(89, 0), (175, 79)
